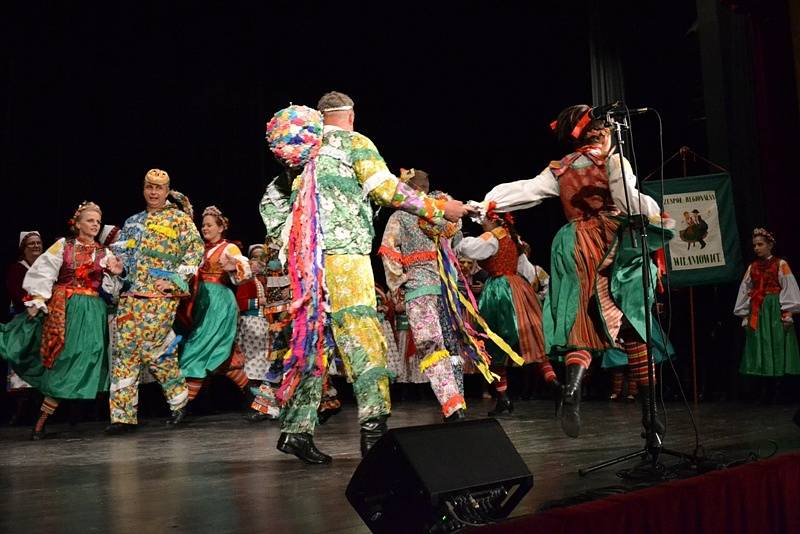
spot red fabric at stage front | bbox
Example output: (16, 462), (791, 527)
(477, 452), (800, 534)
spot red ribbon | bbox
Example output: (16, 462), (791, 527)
(570, 110), (592, 139)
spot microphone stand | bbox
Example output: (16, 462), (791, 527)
(578, 111), (696, 477)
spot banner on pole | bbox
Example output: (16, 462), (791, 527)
(643, 173), (743, 287)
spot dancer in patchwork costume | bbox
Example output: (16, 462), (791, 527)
(379, 169), (467, 420)
(106, 169), (204, 433)
(266, 94), (472, 464)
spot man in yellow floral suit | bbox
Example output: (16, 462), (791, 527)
(106, 169), (204, 434)
(276, 92), (472, 464)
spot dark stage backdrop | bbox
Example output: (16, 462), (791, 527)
(2, 2), (795, 402)
(2, 3), (588, 259)
(1, 3), (703, 280)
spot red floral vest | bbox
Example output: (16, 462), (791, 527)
(478, 228), (518, 276)
(748, 256), (781, 329)
(549, 147), (615, 221)
(58, 238), (106, 291)
(199, 241), (228, 284)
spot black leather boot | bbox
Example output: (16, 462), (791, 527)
(444, 408), (466, 422)
(488, 393), (513, 416)
(104, 422), (137, 435)
(360, 415), (388, 457)
(277, 432), (332, 465)
(640, 388), (665, 436)
(166, 407), (188, 427)
(560, 364), (587, 438)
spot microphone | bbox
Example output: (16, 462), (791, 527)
(589, 101), (652, 119)
(624, 107), (652, 116)
(589, 101), (623, 119)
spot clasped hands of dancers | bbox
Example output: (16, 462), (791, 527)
(1, 91), (678, 465)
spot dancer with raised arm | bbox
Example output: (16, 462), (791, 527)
(473, 105), (673, 438)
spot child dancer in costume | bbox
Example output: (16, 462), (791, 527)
(178, 206), (252, 404)
(22, 202), (122, 439)
(734, 228), (800, 399)
(473, 104), (673, 437)
(457, 210), (558, 415)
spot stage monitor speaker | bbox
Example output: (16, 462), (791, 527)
(346, 418), (532, 533)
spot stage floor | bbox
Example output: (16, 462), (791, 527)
(1, 399), (798, 533)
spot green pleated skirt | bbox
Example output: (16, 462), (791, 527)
(42, 294), (109, 399)
(478, 275), (520, 366)
(740, 293), (800, 376)
(0, 313), (45, 389)
(179, 281), (238, 379)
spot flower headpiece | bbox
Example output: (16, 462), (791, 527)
(202, 205), (229, 230)
(68, 201), (102, 230)
(265, 105), (323, 168)
(752, 227), (775, 244)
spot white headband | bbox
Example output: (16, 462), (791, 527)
(321, 105), (353, 113)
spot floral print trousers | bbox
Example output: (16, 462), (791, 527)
(109, 296), (188, 424)
(280, 255), (391, 434)
(405, 294), (465, 417)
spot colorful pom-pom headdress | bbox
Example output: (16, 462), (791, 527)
(265, 105), (323, 168)
(264, 104), (327, 402)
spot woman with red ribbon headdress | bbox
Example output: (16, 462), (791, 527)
(472, 104), (674, 438)
(733, 228), (800, 400)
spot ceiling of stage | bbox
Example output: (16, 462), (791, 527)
(1, 2), (702, 272)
